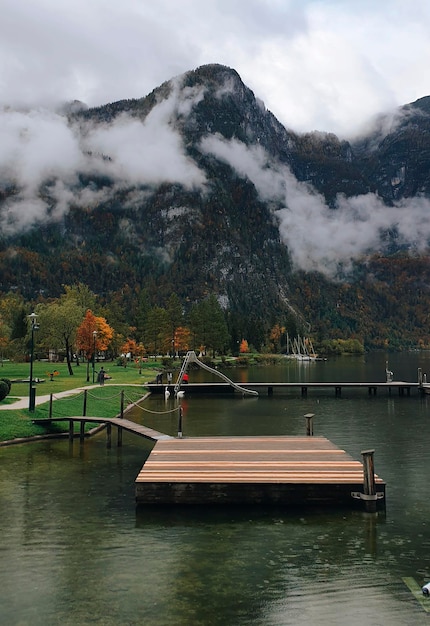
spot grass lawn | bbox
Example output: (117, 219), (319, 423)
(0, 359), (163, 443)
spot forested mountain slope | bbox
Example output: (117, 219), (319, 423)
(1, 63), (430, 349)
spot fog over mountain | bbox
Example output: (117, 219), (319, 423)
(1, 63), (430, 349)
(1, 67), (430, 281)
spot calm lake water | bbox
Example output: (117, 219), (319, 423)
(1, 352), (430, 625)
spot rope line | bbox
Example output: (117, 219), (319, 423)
(49, 388), (178, 417)
(52, 391), (85, 401)
(86, 390), (123, 401)
(123, 394), (179, 415)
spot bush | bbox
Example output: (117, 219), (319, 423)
(0, 378), (11, 393)
(0, 380), (9, 401)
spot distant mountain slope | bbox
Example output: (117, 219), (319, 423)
(1, 63), (430, 349)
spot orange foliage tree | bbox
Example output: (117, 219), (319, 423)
(269, 324), (285, 353)
(76, 310), (114, 381)
(239, 339), (249, 353)
(174, 326), (191, 353)
(120, 338), (146, 360)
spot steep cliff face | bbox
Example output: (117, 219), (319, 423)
(1, 63), (430, 347)
(349, 96), (430, 202)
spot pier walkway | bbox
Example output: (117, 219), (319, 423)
(148, 380), (419, 397)
(136, 435), (385, 508)
(32, 415), (172, 444)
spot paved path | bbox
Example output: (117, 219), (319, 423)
(0, 387), (90, 410)
(0, 383), (147, 411)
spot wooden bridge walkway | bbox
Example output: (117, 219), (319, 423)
(33, 416), (173, 444)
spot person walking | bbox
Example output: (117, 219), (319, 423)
(97, 367), (105, 385)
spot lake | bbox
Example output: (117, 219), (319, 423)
(1, 352), (430, 625)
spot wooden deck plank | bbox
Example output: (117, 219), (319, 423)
(135, 435), (385, 505)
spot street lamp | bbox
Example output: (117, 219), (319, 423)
(28, 312), (39, 412)
(92, 330), (97, 383)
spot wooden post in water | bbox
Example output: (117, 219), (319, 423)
(178, 406), (183, 438)
(117, 390), (124, 446)
(82, 389), (87, 417)
(304, 413), (314, 436)
(80, 421), (85, 442)
(69, 420), (74, 443)
(49, 393), (53, 419)
(106, 423), (112, 449)
(361, 449), (376, 512)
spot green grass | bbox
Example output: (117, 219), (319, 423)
(0, 360), (163, 443)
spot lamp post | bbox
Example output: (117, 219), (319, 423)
(92, 330), (97, 383)
(28, 312), (39, 412)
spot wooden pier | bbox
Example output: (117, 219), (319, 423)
(135, 435), (385, 508)
(147, 381), (418, 397)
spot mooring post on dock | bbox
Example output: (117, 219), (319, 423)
(304, 413), (315, 436)
(178, 405), (183, 438)
(82, 389), (87, 417)
(361, 449), (376, 512)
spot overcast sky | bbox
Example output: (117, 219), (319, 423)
(2, 0), (430, 137)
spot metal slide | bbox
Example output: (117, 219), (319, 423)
(174, 351), (258, 396)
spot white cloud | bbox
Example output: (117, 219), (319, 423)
(276, 173), (430, 277)
(0, 80), (207, 232)
(200, 133), (430, 278)
(84, 79), (206, 188)
(200, 134), (285, 201)
(1, 0), (430, 135)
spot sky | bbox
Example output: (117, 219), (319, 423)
(2, 0), (430, 278)
(2, 0), (430, 136)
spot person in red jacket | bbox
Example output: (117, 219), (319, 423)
(182, 372), (189, 384)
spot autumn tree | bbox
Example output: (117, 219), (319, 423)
(239, 339), (250, 353)
(269, 324), (286, 353)
(120, 338), (146, 360)
(174, 326), (191, 353)
(76, 310), (114, 381)
(36, 295), (85, 375)
(63, 283), (97, 311)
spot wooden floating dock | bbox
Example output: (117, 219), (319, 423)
(135, 436), (385, 508)
(147, 381), (418, 397)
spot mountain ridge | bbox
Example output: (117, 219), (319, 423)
(1, 63), (430, 349)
